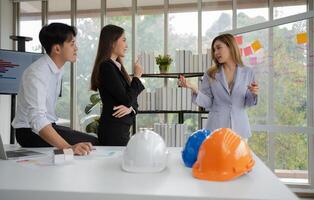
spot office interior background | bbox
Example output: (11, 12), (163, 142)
(0, 0), (314, 194)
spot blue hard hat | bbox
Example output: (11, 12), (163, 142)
(182, 129), (211, 168)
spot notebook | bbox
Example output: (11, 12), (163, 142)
(0, 134), (44, 160)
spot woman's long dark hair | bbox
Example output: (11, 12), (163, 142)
(91, 24), (131, 91)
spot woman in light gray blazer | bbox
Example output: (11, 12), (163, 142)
(178, 34), (259, 139)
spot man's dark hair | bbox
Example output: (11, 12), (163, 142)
(39, 23), (77, 55)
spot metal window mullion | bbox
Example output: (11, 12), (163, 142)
(163, 0), (169, 124)
(197, 0), (202, 129)
(198, 0), (201, 56)
(307, 0), (314, 189)
(224, 11), (314, 35)
(164, 0), (168, 55)
(42, 0), (47, 26)
(267, 0), (276, 173)
(132, 0), (136, 75)
(70, 0), (78, 130)
(232, 0), (237, 29)
(100, 0), (106, 27)
(13, 2), (19, 50)
(41, 0), (47, 53)
(251, 125), (314, 134)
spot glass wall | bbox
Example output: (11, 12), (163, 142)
(273, 0), (307, 19)
(169, 0), (198, 58)
(135, 0), (166, 130)
(272, 20), (309, 183)
(107, 0), (132, 72)
(273, 21), (307, 127)
(16, 0), (314, 188)
(202, 0), (232, 53)
(48, 0), (71, 127)
(76, 0), (101, 131)
(20, 1), (42, 52)
(237, 0), (268, 28)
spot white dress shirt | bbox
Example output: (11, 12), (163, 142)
(12, 54), (63, 134)
(111, 58), (121, 71)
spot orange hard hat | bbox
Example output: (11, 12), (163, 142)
(192, 128), (255, 181)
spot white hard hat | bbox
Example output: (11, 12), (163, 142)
(122, 129), (169, 173)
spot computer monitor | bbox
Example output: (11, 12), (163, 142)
(0, 49), (43, 95)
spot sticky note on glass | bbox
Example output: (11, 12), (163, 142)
(235, 35), (243, 45)
(296, 32), (307, 44)
(251, 40), (262, 52)
(249, 57), (257, 65)
(244, 46), (253, 56)
(239, 48), (243, 56)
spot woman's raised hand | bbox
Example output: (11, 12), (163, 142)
(178, 75), (198, 94)
(134, 56), (143, 78)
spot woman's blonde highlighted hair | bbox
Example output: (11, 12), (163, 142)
(207, 33), (243, 79)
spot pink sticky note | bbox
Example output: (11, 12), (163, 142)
(249, 57), (257, 65)
(244, 46), (253, 56)
(235, 35), (243, 45)
(239, 48), (243, 56)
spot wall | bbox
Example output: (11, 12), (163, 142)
(0, 0), (13, 144)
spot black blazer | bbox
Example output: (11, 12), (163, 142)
(98, 59), (145, 125)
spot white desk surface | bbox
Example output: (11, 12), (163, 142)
(0, 146), (299, 200)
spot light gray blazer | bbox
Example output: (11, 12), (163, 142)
(193, 65), (257, 138)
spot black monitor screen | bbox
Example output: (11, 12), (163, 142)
(0, 49), (42, 95)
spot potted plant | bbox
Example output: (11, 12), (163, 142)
(82, 93), (101, 134)
(155, 54), (173, 73)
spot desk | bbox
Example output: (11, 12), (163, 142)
(0, 147), (299, 200)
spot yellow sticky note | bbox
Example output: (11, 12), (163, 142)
(296, 32), (307, 44)
(251, 40), (262, 52)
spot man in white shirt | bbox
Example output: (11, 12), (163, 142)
(12, 23), (98, 155)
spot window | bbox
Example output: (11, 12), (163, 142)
(15, 0), (314, 188)
(48, 0), (71, 127)
(20, 1), (42, 52)
(136, 1), (164, 91)
(169, 0), (198, 58)
(237, 0), (268, 28)
(273, 21), (308, 183)
(241, 29), (269, 125)
(107, 0), (132, 72)
(76, 0), (101, 131)
(202, 0), (232, 53)
(273, 22), (307, 127)
(244, 20), (309, 184)
(273, 0), (307, 19)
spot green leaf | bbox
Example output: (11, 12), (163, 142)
(85, 103), (97, 114)
(90, 93), (101, 104)
(86, 120), (99, 133)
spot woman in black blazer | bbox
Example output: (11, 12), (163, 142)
(91, 24), (145, 146)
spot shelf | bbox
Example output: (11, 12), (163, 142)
(138, 110), (207, 114)
(139, 72), (204, 78)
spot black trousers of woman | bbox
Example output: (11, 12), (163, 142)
(15, 123), (98, 147)
(97, 121), (131, 146)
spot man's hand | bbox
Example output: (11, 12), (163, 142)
(39, 124), (94, 156)
(71, 142), (93, 156)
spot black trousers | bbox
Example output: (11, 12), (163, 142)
(97, 121), (131, 146)
(15, 124), (98, 147)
